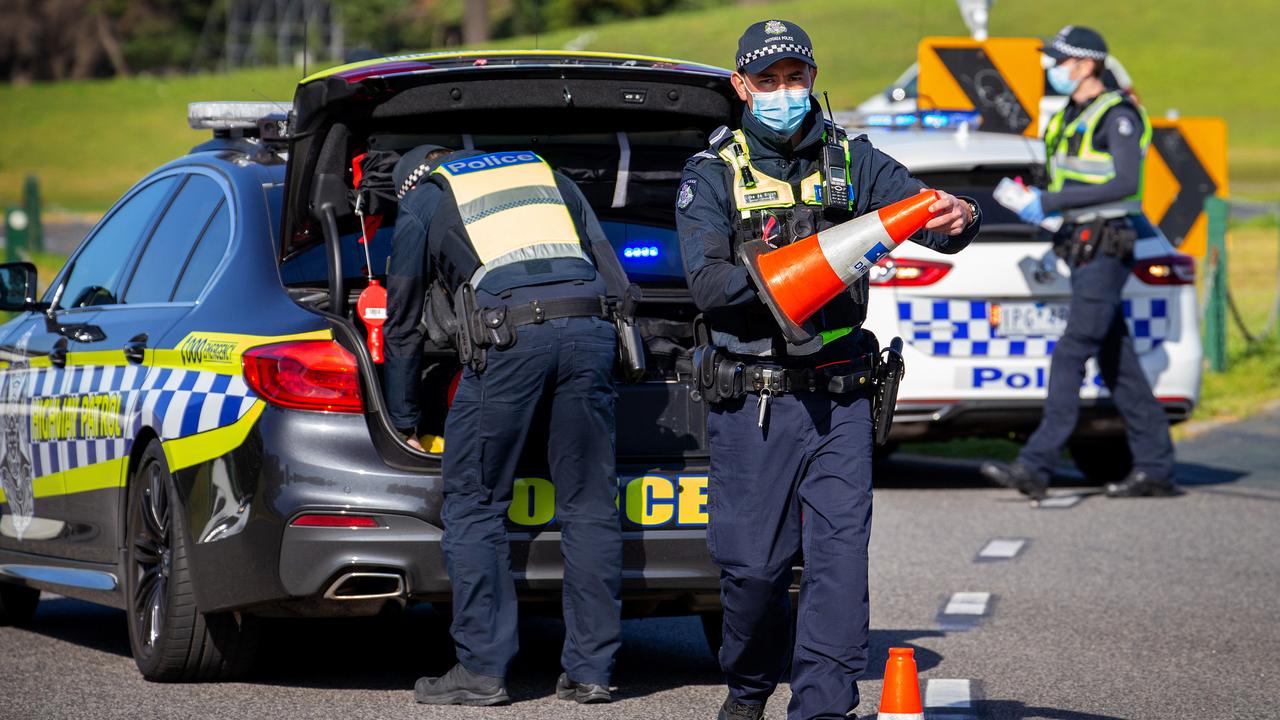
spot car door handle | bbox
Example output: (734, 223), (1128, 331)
(50, 338), (68, 369)
(124, 334), (148, 365)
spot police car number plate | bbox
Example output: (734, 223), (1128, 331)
(993, 302), (1068, 337)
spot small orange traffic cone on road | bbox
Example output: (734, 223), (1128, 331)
(739, 190), (941, 343)
(878, 647), (924, 720)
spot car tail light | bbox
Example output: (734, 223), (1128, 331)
(243, 340), (364, 413)
(290, 514), (380, 528)
(869, 257), (953, 286)
(1133, 255), (1195, 285)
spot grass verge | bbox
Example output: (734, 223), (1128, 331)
(2, 0), (1277, 211)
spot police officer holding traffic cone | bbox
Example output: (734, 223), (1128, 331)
(385, 144), (634, 705)
(981, 26), (1178, 499)
(676, 21), (980, 720)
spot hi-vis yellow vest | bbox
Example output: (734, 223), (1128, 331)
(711, 125), (852, 219)
(1044, 91), (1152, 222)
(433, 151), (590, 288)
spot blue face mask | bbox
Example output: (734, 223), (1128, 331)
(750, 87), (812, 135)
(1047, 63), (1081, 95)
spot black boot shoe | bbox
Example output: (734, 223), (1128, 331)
(980, 461), (1049, 500)
(414, 663), (509, 706)
(1105, 470), (1181, 498)
(717, 695), (765, 720)
(556, 673), (612, 703)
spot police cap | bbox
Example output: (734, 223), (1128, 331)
(736, 20), (816, 74)
(393, 144), (452, 199)
(1043, 25), (1108, 64)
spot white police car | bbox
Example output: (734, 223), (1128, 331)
(860, 124), (1201, 479)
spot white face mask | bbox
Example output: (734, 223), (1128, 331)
(1048, 62), (1082, 95)
(750, 87), (812, 135)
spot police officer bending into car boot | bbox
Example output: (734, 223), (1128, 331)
(384, 144), (624, 705)
(677, 21), (980, 720)
(980, 26), (1177, 500)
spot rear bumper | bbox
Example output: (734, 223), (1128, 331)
(181, 406), (719, 616)
(888, 396), (1194, 442)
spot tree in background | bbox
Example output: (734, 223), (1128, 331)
(0, 0), (732, 81)
(0, 0), (129, 82)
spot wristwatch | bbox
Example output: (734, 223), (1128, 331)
(964, 198), (980, 228)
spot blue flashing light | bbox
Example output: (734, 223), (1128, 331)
(623, 245), (661, 260)
(866, 110), (983, 131)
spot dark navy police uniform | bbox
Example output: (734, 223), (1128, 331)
(1018, 94), (1175, 486)
(678, 104), (978, 718)
(987, 25), (1178, 499)
(385, 148), (622, 689)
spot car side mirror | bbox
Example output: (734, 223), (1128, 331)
(0, 262), (39, 312)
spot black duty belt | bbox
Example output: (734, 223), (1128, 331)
(717, 354), (877, 428)
(737, 355), (876, 396)
(457, 284), (611, 372)
(693, 348), (876, 403)
(483, 296), (610, 329)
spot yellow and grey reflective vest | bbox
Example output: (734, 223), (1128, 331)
(431, 150), (591, 289)
(708, 124), (865, 352)
(1044, 90), (1152, 222)
(712, 125), (853, 220)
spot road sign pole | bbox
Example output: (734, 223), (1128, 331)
(1202, 196), (1229, 372)
(23, 174), (43, 254)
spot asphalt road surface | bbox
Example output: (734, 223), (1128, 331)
(2, 408), (1278, 720)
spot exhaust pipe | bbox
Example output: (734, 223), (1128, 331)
(323, 571), (405, 600)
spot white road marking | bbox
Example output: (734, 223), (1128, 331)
(943, 592), (991, 616)
(1035, 493), (1082, 509)
(925, 679), (973, 709)
(978, 538), (1026, 560)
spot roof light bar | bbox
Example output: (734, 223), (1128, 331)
(188, 101), (292, 131)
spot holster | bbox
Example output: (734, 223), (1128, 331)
(871, 336), (905, 447)
(690, 315), (718, 403)
(1055, 218), (1137, 267)
(454, 283), (486, 373)
(1099, 220), (1137, 258)
(423, 280), (458, 349)
(614, 286), (647, 383)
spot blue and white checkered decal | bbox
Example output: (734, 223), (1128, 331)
(897, 297), (1170, 358)
(24, 364), (256, 478)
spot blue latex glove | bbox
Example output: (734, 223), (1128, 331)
(1017, 188), (1046, 224)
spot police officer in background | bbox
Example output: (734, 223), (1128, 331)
(384, 144), (623, 705)
(981, 26), (1178, 499)
(677, 21), (980, 720)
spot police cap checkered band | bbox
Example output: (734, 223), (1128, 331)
(392, 143), (451, 199)
(397, 163), (432, 199)
(1044, 25), (1108, 62)
(736, 20), (817, 74)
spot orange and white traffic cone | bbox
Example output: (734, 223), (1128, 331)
(878, 647), (925, 719)
(738, 190), (941, 342)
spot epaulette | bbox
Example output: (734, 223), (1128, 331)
(707, 125), (736, 153)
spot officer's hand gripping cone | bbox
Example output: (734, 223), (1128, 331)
(738, 190), (942, 343)
(878, 647), (925, 720)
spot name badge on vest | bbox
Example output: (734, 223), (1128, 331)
(744, 190), (780, 205)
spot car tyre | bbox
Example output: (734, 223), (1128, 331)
(0, 583), (40, 626)
(125, 442), (260, 682)
(1068, 435), (1133, 484)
